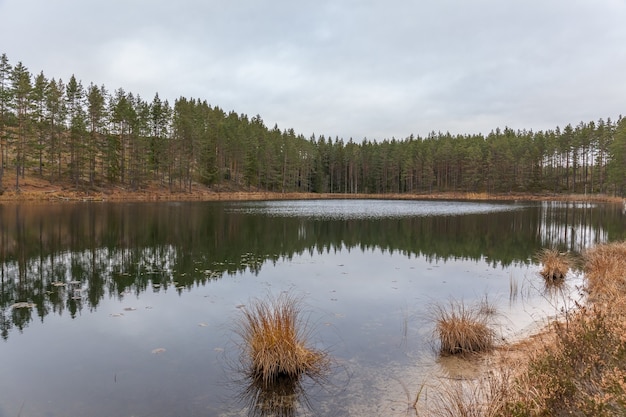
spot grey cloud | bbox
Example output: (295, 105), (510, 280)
(1, 0), (624, 140)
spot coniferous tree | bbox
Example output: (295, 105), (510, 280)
(149, 93), (171, 185)
(31, 72), (48, 176)
(608, 117), (626, 196)
(10, 62), (32, 188)
(0, 54), (12, 191)
(45, 78), (66, 180)
(65, 75), (87, 186)
(86, 83), (107, 186)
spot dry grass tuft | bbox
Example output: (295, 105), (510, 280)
(425, 241), (626, 417)
(536, 248), (573, 282)
(433, 299), (496, 356)
(237, 293), (329, 388)
(583, 241), (626, 303)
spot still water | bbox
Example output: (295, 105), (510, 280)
(0, 199), (624, 416)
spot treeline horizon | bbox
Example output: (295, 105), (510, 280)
(1, 52), (625, 196)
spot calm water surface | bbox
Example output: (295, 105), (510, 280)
(0, 199), (624, 416)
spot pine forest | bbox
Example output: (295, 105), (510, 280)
(0, 53), (625, 197)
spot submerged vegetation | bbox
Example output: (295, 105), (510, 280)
(1, 53), (626, 198)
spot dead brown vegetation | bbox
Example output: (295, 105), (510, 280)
(421, 241), (626, 416)
(432, 299), (496, 356)
(236, 293), (329, 388)
(536, 248), (573, 282)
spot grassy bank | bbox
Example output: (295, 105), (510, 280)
(422, 241), (626, 416)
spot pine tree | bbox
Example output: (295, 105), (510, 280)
(66, 75), (87, 186)
(45, 78), (66, 180)
(608, 117), (626, 196)
(0, 53), (12, 192)
(86, 83), (107, 186)
(10, 61), (32, 189)
(31, 71), (48, 176)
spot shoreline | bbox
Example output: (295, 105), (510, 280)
(0, 184), (622, 205)
(0, 173), (623, 204)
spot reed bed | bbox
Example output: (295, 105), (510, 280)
(432, 299), (496, 355)
(236, 293), (329, 388)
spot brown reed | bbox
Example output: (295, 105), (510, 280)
(236, 293), (329, 387)
(536, 248), (572, 281)
(433, 299), (496, 355)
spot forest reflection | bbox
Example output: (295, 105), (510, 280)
(0, 200), (623, 340)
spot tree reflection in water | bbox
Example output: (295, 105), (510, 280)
(0, 200), (623, 340)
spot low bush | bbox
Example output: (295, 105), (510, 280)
(501, 306), (626, 416)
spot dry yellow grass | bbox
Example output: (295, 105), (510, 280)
(433, 300), (496, 356)
(583, 241), (626, 304)
(236, 293), (329, 388)
(536, 248), (573, 281)
(422, 242), (626, 416)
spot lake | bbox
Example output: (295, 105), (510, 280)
(0, 199), (624, 416)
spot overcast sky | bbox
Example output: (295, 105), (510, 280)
(1, 0), (625, 140)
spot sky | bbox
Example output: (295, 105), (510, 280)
(1, 0), (625, 141)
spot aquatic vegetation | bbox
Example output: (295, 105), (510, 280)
(236, 293), (330, 387)
(432, 299), (496, 355)
(427, 241), (626, 416)
(536, 248), (573, 282)
(426, 370), (512, 417)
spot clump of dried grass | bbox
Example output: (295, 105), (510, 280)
(583, 241), (626, 303)
(432, 299), (496, 356)
(426, 241), (626, 417)
(536, 248), (573, 282)
(237, 293), (329, 388)
(499, 242), (626, 416)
